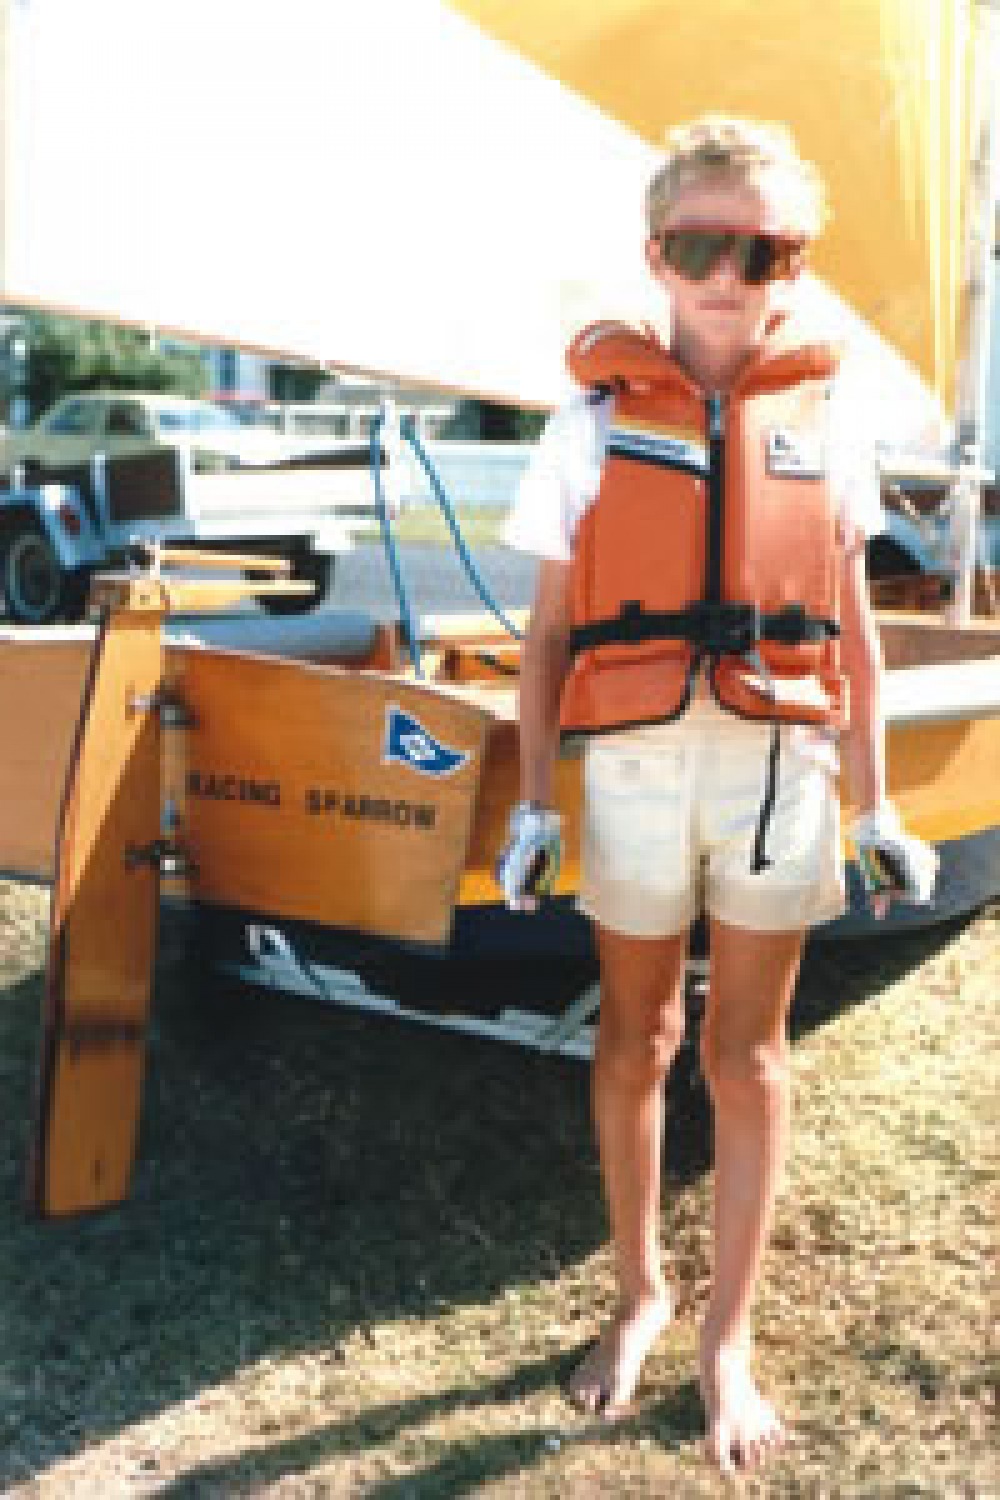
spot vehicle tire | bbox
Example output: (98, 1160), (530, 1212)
(259, 549), (334, 616)
(866, 535), (923, 578)
(1, 522), (87, 625)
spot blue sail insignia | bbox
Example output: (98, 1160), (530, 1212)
(383, 705), (470, 777)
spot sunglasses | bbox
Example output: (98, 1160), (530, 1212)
(657, 228), (803, 286)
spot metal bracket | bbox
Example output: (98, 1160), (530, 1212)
(127, 687), (196, 728)
(124, 839), (196, 879)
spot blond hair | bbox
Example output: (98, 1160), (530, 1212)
(645, 115), (828, 242)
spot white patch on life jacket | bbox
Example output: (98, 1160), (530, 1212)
(609, 427), (709, 475)
(740, 667), (834, 714)
(765, 427), (826, 479)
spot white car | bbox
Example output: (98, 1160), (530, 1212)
(1, 388), (399, 472)
(0, 392), (384, 623)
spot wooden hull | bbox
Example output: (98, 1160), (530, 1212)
(5, 601), (996, 1215)
(1, 610), (998, 946)
(164, 646), (492, 945)
(9, 612), (491, 1216)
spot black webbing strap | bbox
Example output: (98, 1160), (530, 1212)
(706, 394), (725, 605)
(569, 600), (839, 658)
(751, 723), (782, 872)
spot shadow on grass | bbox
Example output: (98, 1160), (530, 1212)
(0, 906), (967, 1489)
(1, 953), (607, 1486)
(153, 1348), (702, 1500)
(792, 914), (972, 1041)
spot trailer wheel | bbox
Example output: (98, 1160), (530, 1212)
(259, 549), (334, 616)
(2, 523), (87, 625)
(866, 535), (923, 578)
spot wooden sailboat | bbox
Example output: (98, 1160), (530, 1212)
(0, 0), (997, 1213)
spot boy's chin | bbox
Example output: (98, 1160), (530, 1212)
(701, 313), (764, 347)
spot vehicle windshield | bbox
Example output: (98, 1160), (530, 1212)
(154, 403), (245, 436)
(43, 399), (100, 435)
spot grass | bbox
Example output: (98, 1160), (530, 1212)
(0, 879), (996, 1497)
(353, 506), (509, 548)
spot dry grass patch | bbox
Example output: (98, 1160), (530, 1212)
(0, 880), (996, 1497)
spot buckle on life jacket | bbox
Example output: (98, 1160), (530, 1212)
(699, 601), (838, 654)
(762, 603), (808, 645)
(690, 602), (763, 657)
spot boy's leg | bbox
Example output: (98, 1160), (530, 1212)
(569, 923), (687, 1416)
(698, 917), (805, 1473)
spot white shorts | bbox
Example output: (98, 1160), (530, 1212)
(578, 695), (847, 937)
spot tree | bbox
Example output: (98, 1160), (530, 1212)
(268, 362), (328, 403)
(438, 399), (545, 442)
(20, 312), (207, 418)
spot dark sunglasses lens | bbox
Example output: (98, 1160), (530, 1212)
(660, 231), (730, 281)
(739, 235), (783, 285)
(660, 230), (798, 284)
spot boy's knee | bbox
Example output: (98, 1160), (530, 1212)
(699, 1032), (789, 1117)
(598, 1004), (685, 1088)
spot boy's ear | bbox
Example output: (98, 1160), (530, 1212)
(784, 245), (807, 281)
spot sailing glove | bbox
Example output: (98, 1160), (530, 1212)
(495, 800), (563, 912)
(848, 803), (939, 906)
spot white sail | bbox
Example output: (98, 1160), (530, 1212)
(0, 0), (990, 453)
(1, 0), (658, 406)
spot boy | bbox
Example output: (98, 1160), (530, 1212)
(500, 116), (933, 1474)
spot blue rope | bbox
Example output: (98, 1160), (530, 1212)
(370, 413), (423, 678)
(401, 418), (524, 641)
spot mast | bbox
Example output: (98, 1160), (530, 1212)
(947, 0), (998, 623)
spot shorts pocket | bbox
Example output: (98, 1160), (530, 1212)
(584, 742), (688, 884)
(707, 757), (846, 931)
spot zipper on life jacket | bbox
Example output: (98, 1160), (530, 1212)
(705, 394), (724, 605)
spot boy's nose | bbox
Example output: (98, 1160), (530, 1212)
(708, 251), (741, 287)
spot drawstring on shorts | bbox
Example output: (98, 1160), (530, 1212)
(751, 723), (781, 872)
(741, 646), (781, 874)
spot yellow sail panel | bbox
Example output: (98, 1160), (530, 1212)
(450, 0), (986, 411)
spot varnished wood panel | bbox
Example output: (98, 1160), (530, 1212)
(881, 715), (1000, 845)
(39, 1040), (147, 1214)
(167, 648), (491, 942)
(29, 612), (162, 1216)
(0, 632), (94, 880)
(878, 612), (1000, 670)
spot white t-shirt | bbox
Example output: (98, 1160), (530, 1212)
(504, 374), (883, 562)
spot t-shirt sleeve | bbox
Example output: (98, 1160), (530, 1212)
(503, 392), (606, 562)
(826, 374), (884, 545)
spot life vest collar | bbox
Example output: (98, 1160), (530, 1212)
(567, 320), (840, 401)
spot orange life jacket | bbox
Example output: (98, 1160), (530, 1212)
(559, 321), (846, 740)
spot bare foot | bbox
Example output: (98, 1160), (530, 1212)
(568, 1287), (672, 1418)
(700, 1336), (789, 1474)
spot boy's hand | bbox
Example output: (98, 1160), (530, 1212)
(848, 803), (939, 915)
(495, 801), (563, 912)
